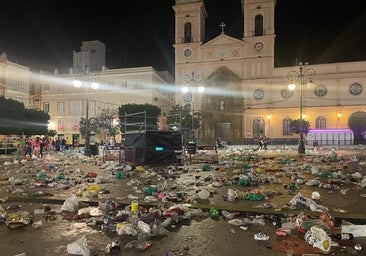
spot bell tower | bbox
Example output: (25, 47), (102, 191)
(241, 0), (276, 68)
(173, 0), (207, 90)
(173, 0), (206, 44)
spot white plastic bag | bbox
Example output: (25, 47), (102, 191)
(137, 220), (151, 234)
(116, 223), (138, 236)
(66, 235), (90, 256)
(227, 188), (238, 202)
(304, 226), (331, 252)
(61, 194), (79, 212)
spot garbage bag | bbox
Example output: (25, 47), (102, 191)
(304, 226), (331, 252)
(66, 235), (90, 256)
(61, 194), (79, 212)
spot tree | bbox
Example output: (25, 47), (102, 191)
(167, 104), (201, 131)
(46, 129), (57, 137)
(348, 111), (366, 144)
(95, 109), (119, 139)
(0, 96), (26, 134)
(78, 109), (119, 142)
(289, 119), (311, 135)
(0, 96), (50, 135)
(78, 117), (98, 139)
(23, 108), (50, 135)
(118, 103), (161, 133)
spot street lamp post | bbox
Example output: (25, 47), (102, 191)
(73, 68), (99, 156)
(287, 62), (315, 154)
(182, 71), (204, 143)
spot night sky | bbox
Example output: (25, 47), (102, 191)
(1, 0), (366, 74)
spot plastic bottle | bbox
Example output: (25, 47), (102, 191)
(331, 233), (354, 240)
(227, 218), (244, 226)
(221, 210), (235, 220)
(209, 207), (219, 218)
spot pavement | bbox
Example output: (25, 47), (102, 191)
(0, 144), (365, 255)
(1, 144), (365, 219)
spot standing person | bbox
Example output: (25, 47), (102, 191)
(263, 136), (268, 150)
(16, 137), (25, 160)
(33, 137), (41, 158)
(55, 138), (60, 151)
(61, 137), (66, 151)
(39, 137), (45, 157)
(216, 138), (222, 149)
(256, 135), (264, 150)
(24, 137), (32, 158)
(44, 137), (50, 152)
(65, 137), (71, 149)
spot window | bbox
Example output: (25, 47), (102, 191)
(134, 79), (143, 89)
(253, 117), (265, 139)
(72, 119), (79, 131)
(88, 100), (96, 116)
(34, 99), (40, 109)
(57, 119), (64, 131)
(254, 15), (263, 36)
(219, 99), (225, 110)
(316, 116), (326, 129)
(184, 22), (192, 43)
(70, 100), (81, 115)
(17, 77), (26, 90)
(43, 102), (50, 113)
(121, 80), (127, 88)
(43, 83), (49, 91)
(57, 83), (63, 93)
(282, 118), (292, 135)
(57, 102), (64, 115)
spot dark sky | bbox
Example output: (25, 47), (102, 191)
(1, 0), (366, 74)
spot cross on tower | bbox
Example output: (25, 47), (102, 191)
(220, 22), (226, 34)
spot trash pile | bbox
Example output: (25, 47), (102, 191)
(0, 146), (365, 255)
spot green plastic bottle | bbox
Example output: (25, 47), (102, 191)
(209, 207), (219, 218)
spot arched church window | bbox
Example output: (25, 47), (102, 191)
(282, 118), (292, 135)
(219, 99), (225, 110)
(255, 15), (263, 36)
(316, 116), (326, 129)
(184, 23), (192, 43)
(253, 117), (265, 139)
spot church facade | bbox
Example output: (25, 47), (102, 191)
(173, 0), (366, 145)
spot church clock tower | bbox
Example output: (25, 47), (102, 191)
(173, 0), (207, 99)
(242, 0), (276, 68)
(172, 0), (276, 144)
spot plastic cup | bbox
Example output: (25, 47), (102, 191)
(131, 200), (138, 212)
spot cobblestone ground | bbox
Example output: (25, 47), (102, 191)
(0, 145), (365, 256)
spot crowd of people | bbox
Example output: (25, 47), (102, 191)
(14, 136), (68, 160)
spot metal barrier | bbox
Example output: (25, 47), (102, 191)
(103, 146), (121, 162)
(0, 142), (17, 155)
